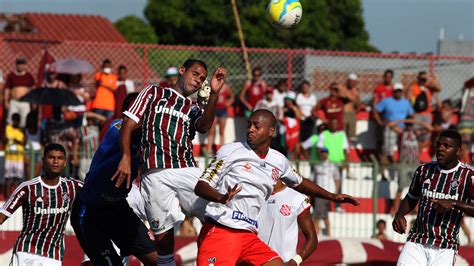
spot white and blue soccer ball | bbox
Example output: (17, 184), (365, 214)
(267, 0), (303, 29)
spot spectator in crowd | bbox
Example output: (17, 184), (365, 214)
(300, 124), (327, 161)
(114, 65), (135, 119)
(372, 219), (389, 240)
(373, 83), (414, 179)
(373, 69), (394, 104)
(239, 66), (267, 117)
(312, 82), (344, 131)
(91, 59), (118, 120)
(67, 74), (89, 127)
(283, 94), (302, 158)
(3, 113), (25, 198)
(24, 111), (42, 179)
(40, 66), (67, 123)
(77, 116), (100, 181)
(4, 57), (35, 127)
(296, 80), (317, 141)
(206, 83), (234, 155)
(339, 73), (361, 142)
(459, 78), (474, 162)
(159, 66), (179, 88)
(312, 147), (340, 236)
(405, 71), (441, 148)
(433, 99), (457, 130)
(254, 87), (282, 120)
(317, 118), (350, 164)
(273, 79), (293, 109)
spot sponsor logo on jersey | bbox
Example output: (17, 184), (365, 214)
(34, 206), (68, 215)
(268, 199), (276, 204)
(243, 163), (252, 172)
(422, 188), (459, 200)
(279, 204), (292, 216)
(202, 159), (224, 182)
(155, 105), (190, 122)
(232, 211), (258, 227)
(207, 257), (217, 263)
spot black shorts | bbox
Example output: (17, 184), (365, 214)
(71, 197), (155, 265)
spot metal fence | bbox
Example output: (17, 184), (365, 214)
(1, 39), (474, 104)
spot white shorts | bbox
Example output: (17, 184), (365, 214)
(140, 167), (208, 235)
(5, 160), (24, 179)
(11, 251), (61, 266)
(397, 241), (456, 266)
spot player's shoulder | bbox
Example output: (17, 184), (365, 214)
(416, 161), (438, 172)
(61, 177), (84, 188)
(460, 162), (474, 172)
(17, 177), (41, 191)
(283, 187), (308, 202)
(217, 142), (250, 158)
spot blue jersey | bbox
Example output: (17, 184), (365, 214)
(79, 119), (141, 207)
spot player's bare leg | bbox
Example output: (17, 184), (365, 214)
(155, 229), (175, 265)
(135, 251), (158, 266)
(324, 217), (331, 237)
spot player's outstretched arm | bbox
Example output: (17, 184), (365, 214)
(195, 68), (228, 133)
(289, 209), (318, 266)
(194, 180), (241, 204)
(112, 117), (140, 189)
(392, 196), (418, 234)
(293, 179), (360, 206)
(431, 199), (474, 217)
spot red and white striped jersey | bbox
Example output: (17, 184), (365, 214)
(407, 161), (474, 250)
(124, 85), (203, 170)
(0, 176), (82, 261)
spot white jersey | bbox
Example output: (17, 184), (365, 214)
(200, 142), (303, 233)
(258, 188), (311, 262)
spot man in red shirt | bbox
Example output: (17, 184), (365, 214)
(239, 66), (267, 117)
(313, 82), (344, 130)
(4, 57), (35, 127)
(373, 69), (394, 104)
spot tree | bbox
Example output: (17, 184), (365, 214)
(115, 15), (158, 44)
(144, 0), (377, 51)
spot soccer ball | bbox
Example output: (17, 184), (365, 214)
(267, 0), (303, 29)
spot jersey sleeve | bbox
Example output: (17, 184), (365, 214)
(199, 145), (233, 187)
(280, 159), (303, 188)
(407, 165), (423, 200)
(123, 85), (160, 124)
(191, 105), (204, 130)
(470, 170), (474, 200)
(0, 182), (29, 218)
(297, 196), (312, 216)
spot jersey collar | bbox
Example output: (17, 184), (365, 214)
(39, 176), (61, 189)
(438, 161), (461, 174)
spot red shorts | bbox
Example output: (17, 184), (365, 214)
(197, 223), (280, 265)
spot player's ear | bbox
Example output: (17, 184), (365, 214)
(178, 66), (186, 76)
(269, 127), (275, 138)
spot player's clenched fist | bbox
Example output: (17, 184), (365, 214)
(210, 67), (228, 93)
(392, 214), (407, 234)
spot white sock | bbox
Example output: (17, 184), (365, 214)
(157, 254), (176, 266)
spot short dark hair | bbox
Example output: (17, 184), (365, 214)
(439, 129), (462, 147)
(44, 143), (66, 157)
(11, 113), (20, 122)
(377, 219), (386, 226)
(122, 92), (139, 114)
(118, 65), (127, 71)
(384, 69), (394, 76)
(252, 66), (262, 73)
(442, 99), (452, 107)
(182, 59), (207, 72)
(418, 71), (427, 78)
(276, 79), (287, 87)
(102, 59), (112, 65)
(300, 80), (310, 87)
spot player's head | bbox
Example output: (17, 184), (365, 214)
(43, 143), (67, 177)
(122, 92), (139, 115)
(383, 69), (394, 84)
(376, 219), (386, 231)
(328, 118), (339, 132)
(11, 113), (20, 127)
(247, 109), (276, 150)
(435, 130), (462, 168)
(417, 71), (428, 85)
(177, 59), (208, 97)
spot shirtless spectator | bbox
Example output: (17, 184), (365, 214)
(373, 69), (394, 104)
(239, 66), (267, 117)
(4, 57), (35, 127)
(339, 73), (361, 142)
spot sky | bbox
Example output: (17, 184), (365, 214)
(0, 0), (473, 54)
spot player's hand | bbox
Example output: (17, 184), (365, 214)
(430, 199), (455, 213)
(111, 155), (132, 189)
(285, 260), (298, 266)
(220, 184), (242, 204)
(331, 193), (360, 206)
(392, 214), (407, 234)
(210, 67), (228, 94)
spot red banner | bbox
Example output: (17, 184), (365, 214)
(2, 232), (474, 265)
